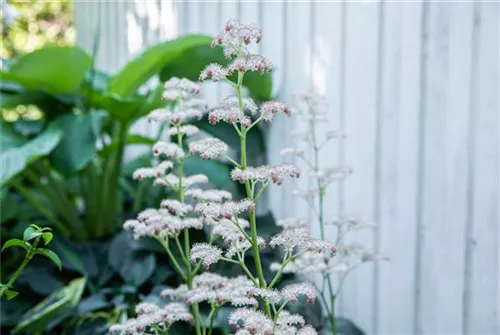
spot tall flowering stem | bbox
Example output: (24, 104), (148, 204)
(279, 92), (389, 335)
(124, 77), (208, 335)
(117, 20), (339, 335)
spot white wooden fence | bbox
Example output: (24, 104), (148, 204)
(74, 1), (500, 334)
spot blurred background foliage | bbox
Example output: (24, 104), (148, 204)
(1, 0), (74, 59)
(1, 0), (74, 123)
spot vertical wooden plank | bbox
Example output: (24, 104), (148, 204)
(417, 3), (474, 333)
(283, 1), (312, 221)
(309, 1), (344, 318)
(198, 1), (220, 108)
(417, 3), (451, 333)
(310, 1), (343, 234)
(341, 3), (380, 334)
(185, 1), (202, 34)
(262, 0), (286, 218)
(377, 3), (421, 334)
(466, 3), (500, 334)
(239, 1), (260, 55)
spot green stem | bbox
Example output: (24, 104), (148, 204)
(236, 71), (271, 317)
(326, 275), (337, 335)
(268, 252), (295, 289)
(174, 124), (202, 335)
(0, 236), (40, 299)
(158, 238), (187, 281)
(207, 305), (219, 335)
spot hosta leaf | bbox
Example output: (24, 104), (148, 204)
(0, 122), (63, 186)
(160, 44), (273, 101)
(49, 113), (99, 175)
(1, 46), (91, 94)
(110, 35), (213, 96)
(108, 232), (156, 287)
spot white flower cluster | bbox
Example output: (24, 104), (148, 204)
(148, 107), (204, 124)
(152, 141), (185, 159)
(132, 161), (173, 180)
(309, 166), (353, 185)
(276, 218), (308, 230)
(188, 273), (257, 307)
(153, 173), (209, 190)
(229, 308), (318, 335)
(230, 164), (300, 185)
(124, 209), (204, 239)
(185, 188), (233, 202)
(109, 302), (192, 335)
(195, 199), (255, 221)
(211, 19), (262, 58)
(189, 138), (229, 160)
(165, 125), (200, 137)
(147, 77), (207, 125)
(162, 77), (200, 101)
(211, 218), (265, 258)
(160, 199), (193, 216)
(293, 91), (327, 121)
(248, 282), (316, 305)
(269, 227), (336, 256)
(190, 243), (223, 269)
(206, 99), (291, 126)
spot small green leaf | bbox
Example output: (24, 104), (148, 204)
(35, 248), (62, 271)
(3, 288), (19, 300)
(42, 232), (53, 245)
(126, 134), (156, 145)
(2, 239), (29, 252)
(23, 226), (42, 242)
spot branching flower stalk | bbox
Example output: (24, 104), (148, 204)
(115, 20), (341, 335)
(279, 92), (389, 335)
(124, 77), (209, 335)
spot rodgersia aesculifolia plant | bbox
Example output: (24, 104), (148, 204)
(113, 20), (338, 335)
(278, 92), (389, 334)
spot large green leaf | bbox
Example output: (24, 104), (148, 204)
(0, 122), (25, 151)
(0, 122), (63, 186)
(109, 35), (213, 96)
(87, 91), (144, 122)
(1, 46), (92, 94)
(160, 44), (273, 101)
(108, 232), (156, 287)
(12, 277), (86, 334)
(49, 113), (98, 175)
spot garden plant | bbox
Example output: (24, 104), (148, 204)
(111, 20), (345, 335)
